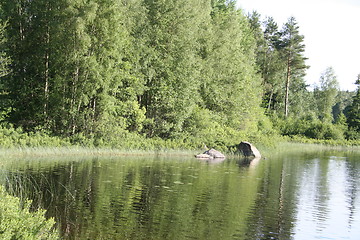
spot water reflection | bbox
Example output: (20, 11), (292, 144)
(197, 158), (226, 165)
(293, 156), (360, 239)
(0, 151), (359, 239)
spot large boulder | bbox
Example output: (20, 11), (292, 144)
(237, 141), (261, 158)
(195, 148), (225, 159)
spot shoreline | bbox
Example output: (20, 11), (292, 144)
(1, 141), (359, 160)
(0, 146), (200, 159)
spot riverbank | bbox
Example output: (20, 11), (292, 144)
(1, 141), (359, 160)
(283, 135), (360, 147)
(0, 147), (201, 160)
(1, 123), (359, 159)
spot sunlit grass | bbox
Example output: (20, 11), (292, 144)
(0, 135), (359, 160)
(257, 141), (360, 159)
(0, 146), (200, 159)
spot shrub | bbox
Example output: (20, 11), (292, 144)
(0, 185), (59, 239)
(345, 128), (360, 140)
(0, 124), (71, 148)
(272, 116), (345, 141)
(304, 122), (344, 140)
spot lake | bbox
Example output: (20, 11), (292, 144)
(1, 147), (360, 239)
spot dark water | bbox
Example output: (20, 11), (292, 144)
(1, 149), (360, 239)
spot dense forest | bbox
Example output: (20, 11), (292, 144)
(0, 0), (359, 150)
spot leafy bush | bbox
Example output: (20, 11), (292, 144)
(0, 185), (58, 239)
(272, 116), (345, 141)
(304, 121), (344, 140)
(345, 128), (360, 140)
(0, 124), (70, 148)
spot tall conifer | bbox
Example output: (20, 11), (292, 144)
(278, 17), (307, 117)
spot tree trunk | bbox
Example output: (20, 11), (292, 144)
(284, 57), (291, 117)
(70, 67), (79, 135)
(44, 25), (50, 120)
(267, 90), (274, 112)
(18, 5), (24, 41)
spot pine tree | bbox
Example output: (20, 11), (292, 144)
(278, 17), (308, 117)
(248, 14), (285, 113)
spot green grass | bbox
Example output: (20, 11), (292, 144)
(0, 122), (359, 159)
(0, 146), (200, 159)
(1, 137), (359, 160)
(284, 135), (360, 148)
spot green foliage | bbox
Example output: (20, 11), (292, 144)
(0, 19), (11, 122)
(345, 128), (360, 140)
(279, 17), (308, 117)
(313, 67), (339, 122)
(134, 0), (211, 138)
(346, 74), (360, 136)
(200, 2), (262, 132)
(273, 116), (345, 140)
(280, 135), (360, 147)
(0, 185), (58, 239)
(304, 122), (344, 140)
(0, 124), (70, 148)
(0, 0), (357, 150)
(247, 12), (357, 144)
(0, 20), (10, 78)
(0, 0), (262, 141)
(0, 0), (134, 136)
(248, 14), (285, 113)
(249, 14), (310, 118)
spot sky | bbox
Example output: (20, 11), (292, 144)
(236, 0), (360, 91)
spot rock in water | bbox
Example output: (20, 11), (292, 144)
(195, 148), (225, 159)
(204, 149), (225, 158)
(195, 153), (212, 159)
(238, 141), (261, 158)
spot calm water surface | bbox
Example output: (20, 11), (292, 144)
(1, 149), (360, 239)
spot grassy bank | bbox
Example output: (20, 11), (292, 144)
(0, 123), (277, 157)
(283, 135), (360, 148)
(2, 139), (359, 160)
(0, 146), (200, 159)
(0, 123), (359, 159)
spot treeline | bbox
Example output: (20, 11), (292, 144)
(248, 12), (360, 141)
(0, 0), (359, 149)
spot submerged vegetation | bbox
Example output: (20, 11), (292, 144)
(0, 0), (358, 151)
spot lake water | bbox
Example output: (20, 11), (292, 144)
(1, 148), (360, 239)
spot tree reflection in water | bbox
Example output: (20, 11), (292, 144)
(0, 151), (359, 239)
